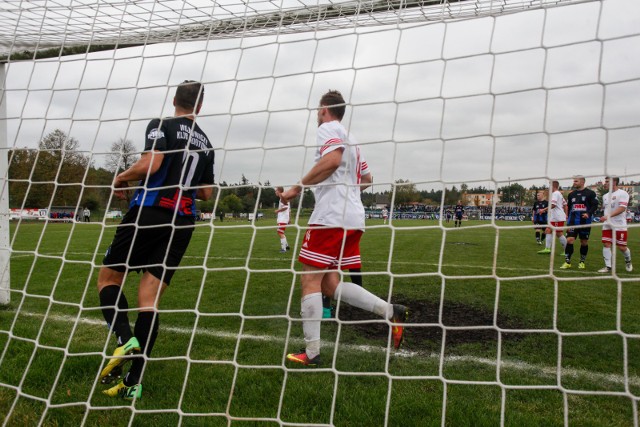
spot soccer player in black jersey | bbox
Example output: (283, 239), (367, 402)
(560, 176), (598, 270)
(532, 191), (549, 244)
(454, 202), (464, 227)
(97, 81), (215, 400)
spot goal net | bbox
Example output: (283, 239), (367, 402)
(1, 0), (639, 425)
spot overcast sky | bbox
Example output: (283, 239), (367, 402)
(2, 0), (640, 193)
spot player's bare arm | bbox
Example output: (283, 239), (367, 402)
(360, 173), (373, 192)
(113, 150), (165, 200)
(195, 186), (212, 201)
(281, 149), (343, 203)
(600, 206), (626, 223)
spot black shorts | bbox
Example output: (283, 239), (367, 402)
(103, 206), (195, 285)
(566, 226), (591, 240)
(455, 213), (463, 220)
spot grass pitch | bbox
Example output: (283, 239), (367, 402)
(1, 217), (639, 426)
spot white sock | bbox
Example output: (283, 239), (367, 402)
(623, 248), (631, 263)
(280, 237), (288, 250)
(301, 292), (322, 358)
(334, 282), (393, 319)
(545, 234), (552, 249)
(603, 247), (612, 268)
(558, 235), (567, 249)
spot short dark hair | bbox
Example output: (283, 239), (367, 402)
(175, 80), (204, 112)
(552, 180), (560, 188)
(606, 176), (620, 185)
(320, 90), (346, 121)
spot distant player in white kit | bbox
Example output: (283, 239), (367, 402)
(538, 180), (568, 255)
(598, 176), (633, 273)
(381, 207), (389, 225)
(274, 186), (290, 253)
(279, 90), (408, 367)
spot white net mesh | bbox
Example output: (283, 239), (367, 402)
(1, 0), (640, 425)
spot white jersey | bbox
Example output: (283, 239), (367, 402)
(309, 120), (370, 230)
(549, 190), (567, 222)
(277, 199), (290, 224)
(603, 189), (629, 230)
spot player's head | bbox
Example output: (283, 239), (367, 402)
(174, 80), (204, 115)
(572, 175), (585, 189)
(536, 191), (544, 201)
(604, 176), (619, 190)
(318, 90), (346, 126)
(275, 186), (284, 195)
(551, 180), (560, 191)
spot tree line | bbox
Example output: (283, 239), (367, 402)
(8, 129), (636, 215)
(7, 129), (314, 215)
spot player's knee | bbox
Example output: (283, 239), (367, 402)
(97, 267), (124, 290)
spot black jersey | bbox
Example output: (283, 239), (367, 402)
(454, 204), (464, 218)
(532, 200), (548, 222)
(566, 188), (598, 226)
(130, 117), (215, 217)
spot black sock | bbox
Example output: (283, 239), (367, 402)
(322, 295), (332, 309)
(580, 245), (588, 262)
(99, 285), (132, 345)
(125, 311), (159, 386)
(535, 231), (540, 241)
(349, 268), (363, 287)
(541, 233), (546, 242)
(565, 243), (574, 262)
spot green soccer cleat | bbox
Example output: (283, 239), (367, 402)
(103, 380), (142, 400)
(100, 337), (141, 384)
(559, 262), (572, 269)
(537, 248), (551, 254)
(100, 364), (123, 385)
(578, 262), (586, 270)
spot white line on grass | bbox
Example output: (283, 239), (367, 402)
(14, 310), (640, 389)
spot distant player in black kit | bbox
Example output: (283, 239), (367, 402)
(532, 191), (549, 245)
(560, 176), (598, 270)
(454, 201), (464, 227)
(97, 81), (215, 399)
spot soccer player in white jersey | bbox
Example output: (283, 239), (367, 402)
(280, 90), (408, 367)
(538, 180), (568, 255)
(598, 176), (633, 273)
(274, 186), (291, 253)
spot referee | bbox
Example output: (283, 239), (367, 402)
(97, 81), (215, 399)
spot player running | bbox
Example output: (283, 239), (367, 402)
(97, 81), (214, 399)
(280, 90), (408, 367)
(532, 191), (549, 245)
(454, 201), (464, 227)
(538, 181), (568, 255)
(274, 186), (291, 253)
(560, 176), (598, 270)
(598, 176), (633, 273)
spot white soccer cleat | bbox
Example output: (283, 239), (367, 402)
(625, 262), (633, 272)
(597, 267), (612, 273)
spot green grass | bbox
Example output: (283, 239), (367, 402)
(1, 219), (639, 426)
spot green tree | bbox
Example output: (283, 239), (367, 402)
(7, 148), (37, 207)
(221, 194), (243, 213)
(498, 183), (527, 205)
(393, 179), (420, 205)
(105, 138), (139, 173)
(444, 186), (461, 205)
